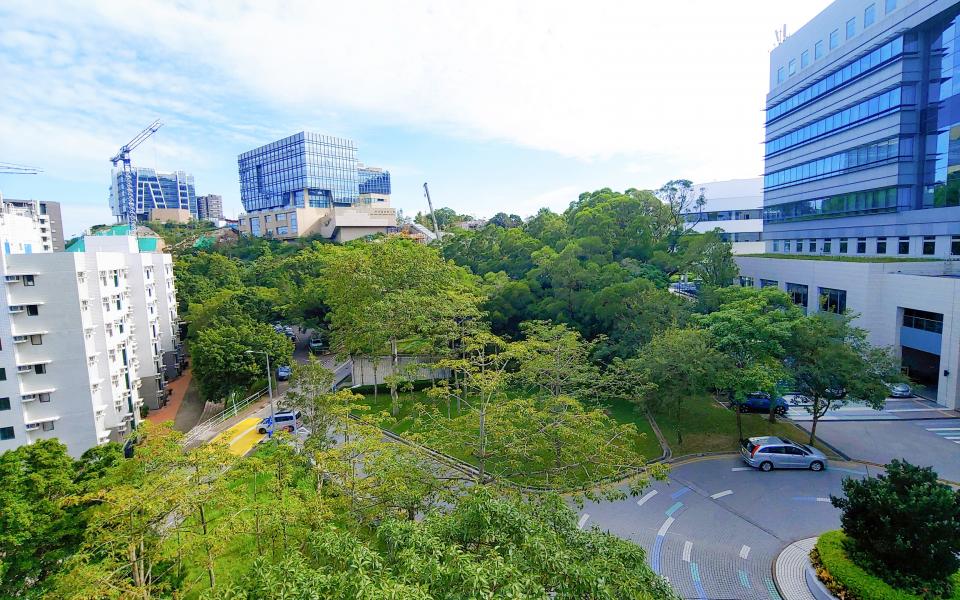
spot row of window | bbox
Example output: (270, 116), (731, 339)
(764, 137), (903, 189)
(763, 187), (899, 223)
(766, 86), (909, 156)
(749, 278), (849, 315)
(769, 35), (905, 122)
(684, 209), (762, 222)
(770, 235), (960, 256)
(902, 308), (943, 333)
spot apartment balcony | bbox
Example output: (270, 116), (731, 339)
(8, 304), (25, 314)
(16, 359), (50, 374)
(24, 416), (59, 432)
(20, 387), (56, 402)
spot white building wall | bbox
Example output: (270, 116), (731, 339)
(736, 256), (960, 410)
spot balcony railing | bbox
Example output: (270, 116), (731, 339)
(903, 314), (943, 334)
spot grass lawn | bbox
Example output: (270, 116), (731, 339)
(353, 390), (663, 487)
(607, 395), (839, 458)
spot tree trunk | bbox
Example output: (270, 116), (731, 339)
(199, 503), (215, 589)
(477, 406), (486, 483)
(390, 339), (400, 417)
(808, 397), (821, 445)
(372, 358), (379, 400)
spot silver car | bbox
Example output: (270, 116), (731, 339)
(739, 436), (828, 472)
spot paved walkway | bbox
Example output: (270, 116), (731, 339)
(775, 537), (817, 600)
(145, 369), (193, 426)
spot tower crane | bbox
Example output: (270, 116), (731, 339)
(0, 162), (42, 175)
(422, 182), (442, 241)
(110, 119), (163, 229)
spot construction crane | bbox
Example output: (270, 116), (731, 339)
(422, 182), (442, 241)
(0, 162), (42, 175)
(110, 119), (163, 229)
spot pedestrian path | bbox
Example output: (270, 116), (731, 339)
(774, 538), (817, 600)
(926, 426), (960, 444)
(785, 397), (956, 421)
(210, 416), (265, 456)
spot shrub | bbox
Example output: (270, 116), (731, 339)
(830, 459), (960, 593)
(812, 531), (960, 600)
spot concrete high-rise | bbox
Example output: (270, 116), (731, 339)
(197, 194), (224, 221)
(738, 0), (960, 409)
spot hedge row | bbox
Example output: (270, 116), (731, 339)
(812, 531), (960, 600)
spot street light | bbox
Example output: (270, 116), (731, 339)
(246, 350), (276, 436)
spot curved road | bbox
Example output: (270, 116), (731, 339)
(578, 456), (880, 600)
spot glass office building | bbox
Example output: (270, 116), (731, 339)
(760, 0), (960, 256)
(238, 132), (388, 212)
(110, 168), (197, 221)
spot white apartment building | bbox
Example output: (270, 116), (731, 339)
(0, 217), (180, 456)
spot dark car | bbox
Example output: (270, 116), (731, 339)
(276, 365), (292, 381)
(737, 392), (788, 416)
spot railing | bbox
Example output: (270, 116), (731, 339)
(902, 314), (943, 334)
(181, 387), (269, 446)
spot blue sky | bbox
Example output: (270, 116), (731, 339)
(0, 0), (830, 237)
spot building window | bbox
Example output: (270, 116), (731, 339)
(26, 305), (38, 316)
(0, 427), (13, 441)
(877, 237), (887, 254)
(777, 67), (785, 84)
(788, 59), (796, 76)
(865, 4), (876, 27)
(796, 240), (804, 253)
(829, 29), (840, 50)
(38, 393), (51, 403)
(784, 240), (792, 253)
(22, 274), (35, 286)
(0, 368), (5, 381)
(846, 18), (856, 39)
(898, 236), (910, 254)
(0, 397), (9, 411)
(952, 235), (960, 255)
(801, 50), (810, 69)
(116, 298), (122, 310)
(809, 239), (817, 252)
(786, 283), (809, 308)
(30, 334), (42, 345)
(819, 287), (847, 314)
(839, 238), (849, 253)
(815, 40), (824, 60)
(823, 239), (832, 253)
(885, 0), (896, 13)
(41, 421), (54, 432)
(922, 236), (936, 255)
(772, 240), (780, 252)
(903, 308), (943, 333)
(857, 238), (867, 254)
(760, 279), (779, 288)
(34, 364), (46, 375)
(739, 276), (755, 287)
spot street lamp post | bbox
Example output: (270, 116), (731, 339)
(246, 350), (276, 436)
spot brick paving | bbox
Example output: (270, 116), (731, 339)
(145, 369), (193, 425)
(774, 537), (817, 600)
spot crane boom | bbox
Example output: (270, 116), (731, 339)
(422, 182), (441, 241)
(0, 162), (42, 175)
(110, 119), (163, 229)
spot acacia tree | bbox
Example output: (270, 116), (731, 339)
(655, 179), (706, 253)
(513, 320), (598, 399)
(635, 328), (727, 448)
(787, 312), (901, 444)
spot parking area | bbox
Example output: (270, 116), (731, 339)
(784, 396), (956, 421)
(579, 456), (873, 600)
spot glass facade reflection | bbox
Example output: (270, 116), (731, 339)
(239, 133), (391, 212)
(358, 167), (392, 195)
(111, 168), (196, 220)
(923, 10), (960, 208)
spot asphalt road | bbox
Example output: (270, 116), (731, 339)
(578, 456), (876, 600)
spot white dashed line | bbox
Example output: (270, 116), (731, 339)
(636, 489), (659, 506)
(577, 514), (590, 530)
(682, 541), (693, 562)
(739, 545), (751, 559)
(944, 436), (960, 440)
(658, 517), (675, 536)
(731, 467), (753, 472)
(711, 489), (734, 499)
(816, 497), (831, 503)
(927, 427), (960, 430)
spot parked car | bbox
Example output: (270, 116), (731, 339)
(308, 335), (327, 354)
(737, 392), (789, 416)
(887, 382), (912, 398)
(740, 436), (828, 472)
(257, 410), (302, 434)
(276, 365), (292, 381)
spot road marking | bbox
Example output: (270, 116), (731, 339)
(944, 436), (960, 440)
(636, 489), (658, 506)
(657, 516), (675, 537)
(682, 540), (692, 562)
(710, 489), (733, 499)
(886, 408), (943, 412)
(670, 486), (691, 499)
(690, 562), (708, 600)
(577, 513), (589, 530)
(731, 467), (753, 472)
(793, 496), (832, 503)
(927, 427), (960, 431)
(739, 544), (751, 559)
(665, 502), (684, 517)
(766, 577), (784, 600)
(738, 569), (751, 589)
(816, 497), (831, 503)
(829, 467), (868, 476)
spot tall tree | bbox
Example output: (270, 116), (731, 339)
(655, 179), (706, 253)
(190, 321), (293, 402)
(513, 320), (598, 399)
(787, 312), (902, 444)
